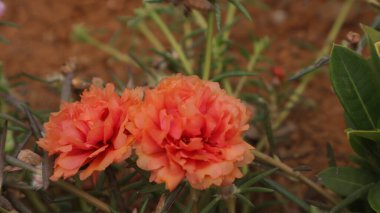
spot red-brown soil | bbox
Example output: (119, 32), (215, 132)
(0, 0), (376, 212)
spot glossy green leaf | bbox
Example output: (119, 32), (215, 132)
(228, 0), (252, 21)
(362, 25), (380, 72)
(329, 45), (380, 130)
(368, 182), (380, 213)
(347, 128), (380, 143)
(319, 167), (376, 196)
(331, 183), (374, 213)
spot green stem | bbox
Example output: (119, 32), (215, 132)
(273, 0), (354, 129)
(75, 177), (92, 212)
(137, 22), (165, 51)
(202, 11), (215, 80)
(23, 190), (48, 213)
(233, 47), (260, 97)
(86, 38), (137, 67)
(53, 181), (111, 213)
(252, 150), (340, 205)
(214, 5), (236, 76)
(149, 9), (193, 75)
(216, 4), (236, 92)
(227, 197), (236, 213)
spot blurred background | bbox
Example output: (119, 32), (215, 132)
(0, 0), (377, 210)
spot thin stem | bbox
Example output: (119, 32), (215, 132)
(214, 4), (236, 76)
(149, 9), (193, 75)
(273, 0), (354, 129)
(202, 11), (215, 80)
(74, 177), (92, 213)
(227, 197), (236, 213)
(233, 47), (260, 97)
(86, 38), (138, 67)
(252, 150), (340, 204)
(215, 4), (236, 91)
(184, 21), (194, 65)
(53, 181), (111, 213)
(137, 22), (165, 51)
(23, 190), (48, 213)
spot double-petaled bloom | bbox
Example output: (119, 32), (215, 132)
(129, 75), (254, 191)
(37, 84), (142, 180)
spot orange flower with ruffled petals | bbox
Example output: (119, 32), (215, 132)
(37, 84), (142, 181)
(130, 75), (254, 191)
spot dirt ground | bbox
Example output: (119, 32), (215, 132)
(0, 0), (377, 211)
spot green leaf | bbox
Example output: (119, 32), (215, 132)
(211, 71), (256, 82)
(262, 179), (310, 212)
(200, 196), (221, 213)
(329, 45), (380, 130)
(235, 193), (255, 208)
(318, 167), (376, 196)
(347, 128), (380, 143)
(362, 25), (380, 72)
(139, 196), (150, 213)
(331, 183), (374, 213)
(239, 168), (277, 189)
(239, 187), (274, 194)
(368, 182), (380, 213)
(228, 0), (252, 21)
(162, 182), (186, 212)
(0, 21), (20, 28)
(214, 3), (221, 31)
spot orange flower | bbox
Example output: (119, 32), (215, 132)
(130, 75), (254, 191)
(38, 84), (142, 181)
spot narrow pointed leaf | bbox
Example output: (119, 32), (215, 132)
(262, 179), (310, 212)
(347, 128), (380, 143)
(228, 0), (252, 21)
(239, 168), (277, 189)
(211, 71), (256, 82)
(200, 196), (221, 213)
(329, 45), (380, 130)
(235, 193), (255, 208)
(215, 3), (222, 31)
(240, 187), (274, 194)
(162, 182), (186, 212)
